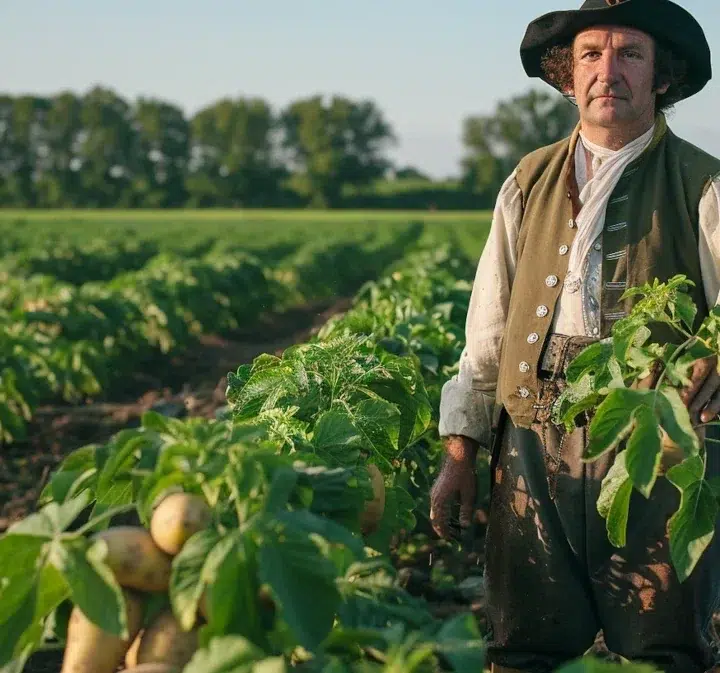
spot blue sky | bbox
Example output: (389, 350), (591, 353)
(3, 0), (719, 178)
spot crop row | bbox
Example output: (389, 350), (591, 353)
(0, 222), (422, 444)
(0, 243), (634, 672)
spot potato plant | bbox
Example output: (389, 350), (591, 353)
(552, 275), (720, 581)
(0, 243), (667, 673)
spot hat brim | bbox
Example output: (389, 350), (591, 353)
(520, 1), (711, 101)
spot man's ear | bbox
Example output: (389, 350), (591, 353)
(655, 82), (670, 95)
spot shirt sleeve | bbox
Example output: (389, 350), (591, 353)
(438, 168), (524, 448)
(698, 177), (720, 308)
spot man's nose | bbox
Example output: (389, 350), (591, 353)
(597, 52), (621, 83)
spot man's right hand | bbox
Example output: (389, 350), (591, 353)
(429, 434), (479, 539)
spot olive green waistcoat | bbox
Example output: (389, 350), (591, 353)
(497, 114), (720, 429)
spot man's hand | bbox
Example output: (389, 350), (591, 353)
(681, 355), (720, 426)
(429, 435), (479, 539)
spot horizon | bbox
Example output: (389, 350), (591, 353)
(4, 0), (720, 179)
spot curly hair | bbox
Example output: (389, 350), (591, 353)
(540, 38), (689, 114)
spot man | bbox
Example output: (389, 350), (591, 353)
(430, 1), (720, 672)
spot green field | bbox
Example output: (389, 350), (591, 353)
(0, 209), (493, 261)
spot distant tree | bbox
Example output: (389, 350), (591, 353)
(186, 97), (286, 207)
(76, 86), (136, 207)
(131, 98), (190, 207)
(280, 95), (396, 207)
(35, 92), (83, 207)
(0, 95), (52, 206)
(394, 166), (431, 181)
(461, 88), (578, 200)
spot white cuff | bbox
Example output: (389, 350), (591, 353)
(438, 377), (496, 450)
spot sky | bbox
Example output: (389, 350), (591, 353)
(3, 0), (720, 179)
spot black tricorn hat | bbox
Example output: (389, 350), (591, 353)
(520, 0), (712, 102)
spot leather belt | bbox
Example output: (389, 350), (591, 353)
(539, 334), (599, 379)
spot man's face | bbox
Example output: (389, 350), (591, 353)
(570, 26), (667, 130)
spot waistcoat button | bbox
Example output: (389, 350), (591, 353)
(536, 305), (548, 317)
(519, 361), (530, 373)
(568, 218), (576, 228)
(545, 275), (558, 287)
(559, 244), (569, 255)
(518, 387), (530, 398)
(527, 332), (539, 344)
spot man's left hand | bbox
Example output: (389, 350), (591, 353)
(680, 355), (720, 426)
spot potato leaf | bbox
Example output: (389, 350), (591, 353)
(8, 491), (91, 538)
(555, 657), (659, 672)
(0, 583), (36, 666)
(49, 537), (127, 637)
(597, 451), (632, 548)
(656, 387), (699, 460)
(625, 405), (662, 498)
(565, 340), (614, 384)
(183, 635), (269, 673)
(259, 518), (341, 651)
(312, 409), (364, 466)
(431, 612), (485, 672)
(0, 535), (46, 626)
(666, 459), (718, 582)
(584, 389), (644, 461)
(170, 527), (223, 631)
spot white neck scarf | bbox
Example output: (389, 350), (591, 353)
(566, 124), (656, 287)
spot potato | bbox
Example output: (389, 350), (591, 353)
(150, 492), (212, 556)
(134, 608), (199, 669)
(359, 464), (385, 535)
(92, 526), (173, 592)
(61, 589), (144, 673)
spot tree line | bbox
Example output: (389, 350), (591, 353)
(0, 87), (578, 209)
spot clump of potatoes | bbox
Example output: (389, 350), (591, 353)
(60, 491), (211, 673)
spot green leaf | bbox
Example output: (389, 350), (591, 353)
(312, 410), (364, 466)
(432, 612), (485, 672)
(0, 536), (46, 626)
(49, 538), (127, 638)
(259, 519), (341, 650)
(597, 451), (633, 548)
(612, 316), (651, 362)
(565, 340), (614, 384)
(674, 292), (698, 331)
(656, 387), (699, 459)
(202, 534), (264, 648)
(585, 388), (643, 461)
(348, 399), (401, 471)
(276, 510), (365, 559)
(0, 582), (36, 666)
(8, 491), (91, 538)
(264, 467), (299, 515)
(606, 479), (633, 548)
(183, 635), (267, 673)
(666, 464), (717, 582)
(625, 405), (662, 498)
(11, 564), (70, 662)
(666, 454), (705, 490)
(555, 657), (659, 672)
(170, 528), (223, 631)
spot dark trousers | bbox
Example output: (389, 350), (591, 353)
(483, 388), (720, 673)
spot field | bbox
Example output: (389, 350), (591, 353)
(0, 210), (646, 673)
